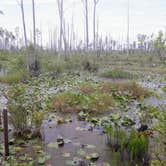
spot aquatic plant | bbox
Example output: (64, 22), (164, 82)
(53, 89), (114, 113)
(128, 130), (149, 161)
(105, 121), (149, 164)
(113, 81), (151, 99)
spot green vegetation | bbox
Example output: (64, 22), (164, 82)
(153, 111), (166, 165)
(105, 123), (149, 163)
(162, 85), (166, 92)
(101, 69), (138, 79)
(52, 80), (151, 113)
(53, 90), (114, 113)
(128, 130), (149, 161)
(7, 83), (52, 137)
(0, 49), (165, 166)
(0, 70), (28, 83)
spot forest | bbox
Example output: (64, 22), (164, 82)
(0, 0), (166, 166)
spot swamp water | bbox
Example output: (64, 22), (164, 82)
(42, 114), (149, 166)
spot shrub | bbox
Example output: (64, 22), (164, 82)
(7, 84), (48, 137)
(8, 84), (30, 131)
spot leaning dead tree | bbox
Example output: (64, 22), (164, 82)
(57, 0), (64, 64)
(82, 0), (89, 53)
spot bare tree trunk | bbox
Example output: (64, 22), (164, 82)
(20, 0), (29, 70)
(57, 0), (63, 64)
(62, 20), (68, 60)
(93, 0), (99, 53)
(32, 0), (36, 47)
(127, 0), (130, 58)
(82, 0), (89, 53)
(32, 0), (39, 72)
(85, 0), (89, 52)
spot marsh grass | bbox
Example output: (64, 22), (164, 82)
(101, 69), (138, 79)
(112, 81), (151, 99)
(53, 90), (114, 112)
(128, 130), (149, 161)
(105, 124), (149, 164)
(53, 80), (151, 113)
(0, 70), (28, 83)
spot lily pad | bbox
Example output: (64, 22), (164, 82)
(64, 139), (72, 144)
(77, 149), (86, 156)
(103, 162), (111, 166)
(47, 142), (58, 149)
(78, 111), (88, 121)
(38, 154), (51, 165)
(76, 127), (87, 131)
(63, 152), (71, 158)
(38, 157), (46, 165)
(86, 144), (96, 149)
(66, 157), (86, 166)
(86, 153), (99, 162)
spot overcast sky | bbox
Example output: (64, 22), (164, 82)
(0, 0), (166, 46)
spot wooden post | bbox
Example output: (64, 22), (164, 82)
(3, 108), (9, 156)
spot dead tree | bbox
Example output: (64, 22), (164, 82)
(82, 0), (89, 53)
(31, 0), (39, 72)
(93, 0), (99, 64)
(127, 0), (130, 58)
(18, 0), (29, 70)
(62, 21), (68, 60)
(57, 0), (64, 63)
(93, 0), (99, 53)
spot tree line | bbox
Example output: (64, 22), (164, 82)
(0, 0), (166, 74)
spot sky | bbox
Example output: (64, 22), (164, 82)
(0, 0), (166, 46)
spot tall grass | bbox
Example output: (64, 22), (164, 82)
(0, 70), (28, 83)
(101, 69), (138, 79)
